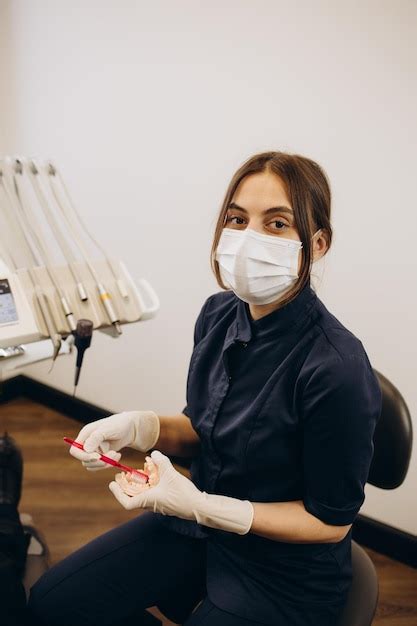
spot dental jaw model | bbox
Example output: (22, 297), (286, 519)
(115, 456), (159, 496)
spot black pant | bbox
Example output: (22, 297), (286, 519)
(27, 511), (265, 626)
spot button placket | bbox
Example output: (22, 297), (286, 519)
(208, 337), (250, 491)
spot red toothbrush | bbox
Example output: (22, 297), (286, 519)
(63, 436), (149, 483)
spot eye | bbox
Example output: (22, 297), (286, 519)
(269, 220), (289, 231)
(225, 215), (246, 226)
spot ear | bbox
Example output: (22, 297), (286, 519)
(312, 229), (328, 263)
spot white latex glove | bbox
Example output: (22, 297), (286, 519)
(108, 450), (254, 536)
(69, 410), (160, 471)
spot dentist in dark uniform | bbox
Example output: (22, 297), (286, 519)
(29, 151), (382, 626)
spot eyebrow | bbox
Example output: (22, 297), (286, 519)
(227, 202), (293, 216)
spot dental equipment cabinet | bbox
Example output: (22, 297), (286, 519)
(0, 156), (159, 395)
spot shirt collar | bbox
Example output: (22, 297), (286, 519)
(232, 279), (318, 344)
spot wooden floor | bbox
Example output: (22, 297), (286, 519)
(1, 397), (416, 625)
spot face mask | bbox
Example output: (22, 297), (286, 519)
(215, 227), (322, 305)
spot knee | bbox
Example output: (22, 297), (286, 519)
(27, 576), (59, 626)
(27, 575), (79, 626)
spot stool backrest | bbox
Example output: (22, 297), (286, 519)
(368, 370), (413, 489)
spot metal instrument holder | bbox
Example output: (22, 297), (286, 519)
(0, 155), (160, 379)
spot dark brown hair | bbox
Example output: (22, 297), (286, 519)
(210, 150), (333, 308)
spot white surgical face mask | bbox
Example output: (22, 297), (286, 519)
(215, 227), (321, 305)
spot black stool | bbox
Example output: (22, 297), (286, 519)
(336, 369), (413, 626)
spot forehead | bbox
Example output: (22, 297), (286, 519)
(231, 171), (290, 210)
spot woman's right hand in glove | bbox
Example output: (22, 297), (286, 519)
(69, 410), (160, 471)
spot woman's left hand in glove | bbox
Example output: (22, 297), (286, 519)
(108, 450), (254, 535)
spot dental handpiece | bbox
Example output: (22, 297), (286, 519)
(73, 318), (93, 394)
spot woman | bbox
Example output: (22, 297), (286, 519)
(28, 151), (382, 626)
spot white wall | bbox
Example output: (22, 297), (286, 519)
(0, 1), (14, 150)
(2, 0), (416, 535)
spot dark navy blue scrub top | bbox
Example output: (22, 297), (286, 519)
(158, 279), (382, 625)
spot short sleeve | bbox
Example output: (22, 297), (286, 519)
(301, 354), (382, 526)
(182, 295), (213, 417)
